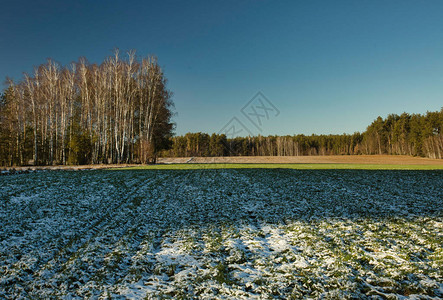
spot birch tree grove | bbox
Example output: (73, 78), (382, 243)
(0, 50), (174, 166)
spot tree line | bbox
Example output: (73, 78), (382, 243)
(1, 50), (442, 166)
(0, 50), (174, 166)
(161, 109), (443, 159)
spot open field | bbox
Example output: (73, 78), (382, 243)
(0, 168), (442, 299)
(2, 155), (443, 172)
(158, 155), (443, 165)
(118, 163), (443, 170)
(121, 155), (443, 170)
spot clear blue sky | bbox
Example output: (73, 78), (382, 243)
(1, 0), (443, 136)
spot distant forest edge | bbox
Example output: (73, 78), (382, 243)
(0, 52), (442, 166)
(161, 109), (443, 159)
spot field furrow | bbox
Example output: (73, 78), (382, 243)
(0, 169), (442, 299)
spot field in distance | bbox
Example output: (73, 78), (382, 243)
(122, 155), (443, 170)
(2, 155), (442, 171)
(157, 155), (443, 165)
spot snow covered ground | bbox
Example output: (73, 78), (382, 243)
(0, 169), (442, 299)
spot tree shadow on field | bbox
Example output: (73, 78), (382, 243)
(1, 168), (441, 230)
(1, 168), (442, 299)
(115, 168), (443, 230)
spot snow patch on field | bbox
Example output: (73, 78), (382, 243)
(0, 169), (442, 298)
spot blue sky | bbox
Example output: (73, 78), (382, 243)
(1, 0), (443, 136)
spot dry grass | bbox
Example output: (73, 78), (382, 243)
(158, 155), (443, 165)
(2, 155), (442, 171)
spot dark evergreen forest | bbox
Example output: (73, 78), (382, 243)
(161, 110), (443, 159)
